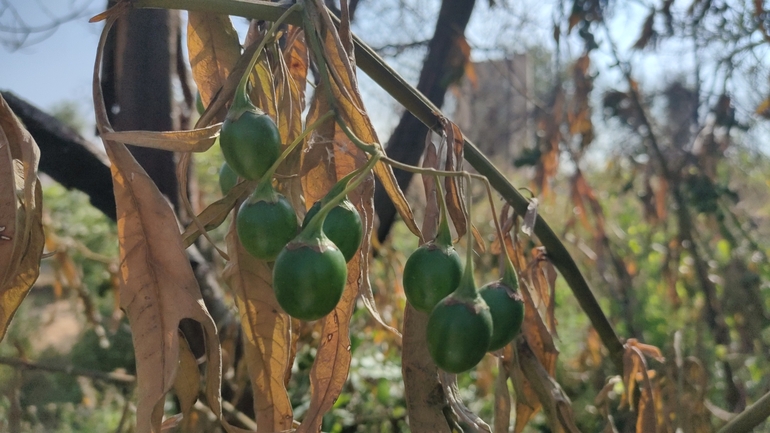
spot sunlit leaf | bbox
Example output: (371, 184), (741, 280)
(187, 13), (241, 107)
(100, 124), (221, 152)
(223, 219), (294, 432)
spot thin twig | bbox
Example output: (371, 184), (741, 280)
(0, 356), (135, 385)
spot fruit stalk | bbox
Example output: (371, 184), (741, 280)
(298, 152), (380, 241)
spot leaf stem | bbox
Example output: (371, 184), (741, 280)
(433, 177), (452, 247)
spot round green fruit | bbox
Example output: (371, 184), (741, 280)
(479, 281), (525, 351)
(302, 199), (363, 262)
(219, 161), (238, 195)
(237, 192), (297, 261)
(402, 243), (463, 313)
(427, 294), (493, 373)
(220, 109), (281, 181)
(273, 236), (348, 321)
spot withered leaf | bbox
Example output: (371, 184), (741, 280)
(93, 18), (224, 433)
(174, 333), (201, 417)
(100, 124), (221, 152)
(441, 117), (468, 239)
(295, 4), (385, 430)
(223, 219), (294, 432)
(0, 94), (44, 342)
(517, 340), (580, 433)
(187, 13), (241, 107)
(440, 371), (492, 433)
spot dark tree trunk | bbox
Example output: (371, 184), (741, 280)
(102, 7), (182, 209)
(374, 0), (476, 242)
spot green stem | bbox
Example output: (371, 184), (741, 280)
(454, 173), (477, 299)
(481, 177), (519, 290)
(257, 110), (333, 185)
(434, 177), (452, 247)
(320, 169), (360, 206)
(300, 152), (381, 240)
(232, 2), (303, 113)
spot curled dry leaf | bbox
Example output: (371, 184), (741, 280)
(223, 219), (294, 432)
(440, 117), (468, 239)
(0, 94), (45, 342)
(100, 124), (221, 153)
(517, 340), (580, 433)
(621, 339), (661, 433)
(93, 17), (225, 433)
(439, 371), (492, 433)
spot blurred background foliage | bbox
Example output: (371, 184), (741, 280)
(1, 0), (770, 431)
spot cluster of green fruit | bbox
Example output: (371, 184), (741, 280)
(403, 210), (525, 373)
(213, 93), (364, 322)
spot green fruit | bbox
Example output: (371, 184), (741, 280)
(219, 161), (238, 195)
(302, 199), (363, 262)
(427, 293), (493, 373)
(220, 109), (281, 181)
(402, 243), (463, 313)
(479, 281), (525, 351)
(237, 190), (297, 261)
(273, 235), (348, 321)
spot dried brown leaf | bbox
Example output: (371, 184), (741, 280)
(518, 340), (580, 433)
(0, 94), (44, 342)
(93, 18), (225, 433)
(249, 48), (279, 119)
(421, 138), (441, 240)
(494, 357), (511, 433)
(302, 3), (421, 240)
(441, 118), (468, 239)
(223, 220), (294, 432)
(100, 124), (220, 152)
(296, 5), (381, 430)
(187, 13), (241, 107)
(274, 27), (308, 213)
(440, 371), (492, 433)
(174, 334), (201, 416)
